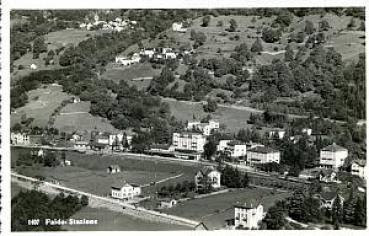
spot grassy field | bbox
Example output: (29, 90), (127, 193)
(62, 207), (192, 231)
(102, 63), (161, 90)
(53, 101), (120, 134)
(12, 29), (107, 81)
(163, 98), (257, 133)
(11, 84), (72, 128)
(12, 148), (201, 196)
(162, 188), (291, 229)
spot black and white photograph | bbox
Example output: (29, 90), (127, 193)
(1, 0), (368, 233)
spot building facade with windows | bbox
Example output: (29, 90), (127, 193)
(234, 202), (264, 229)
(320, 143), (348, 169)
(172, 132), (206, 152)
(246, 146), (280, 166)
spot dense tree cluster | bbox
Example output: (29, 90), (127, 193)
(219, 165), (249, 188)
(12, 191), (88, 231)
(158, 180), (196, 198)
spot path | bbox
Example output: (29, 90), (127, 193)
(140, 173), (184, 187)
(59, 111), (89, 115)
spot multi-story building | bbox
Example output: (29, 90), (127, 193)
(351, 159), (366, 179)
(111, 183), (141, 200)
(217, 140), (247, 158)
(10, 132), (30, 145)
(234, 202), (264, 229)
(247, 146), (280, 166)
(187, 120), (219, 136)
(172, 22), (187, 32)
(320, 143), (348, 169)
(172, 132), (206, 152)
(195, 166), (221, 191)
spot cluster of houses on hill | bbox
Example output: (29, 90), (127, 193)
(79, 13), (137, 32)
(114, 46), (194, 67)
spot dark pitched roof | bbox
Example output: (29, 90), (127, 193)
(198, 166), (218, 176)
(248, 146), (278, 154)
(321, 143), (347, 152)
(234, 200), (262, 209)
(352, 159), (366, 167)
(319, 191), (339, 200)
(108, 165), (120, 170)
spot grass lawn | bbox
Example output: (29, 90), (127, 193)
(12, 148), (201, 196)
(11, 84), (72, 128)
(164, 98), (256, 133)
(53, 101), (120, 134)
(102, 63), (161, 90)
(162, 188), (291, 229)
(62, 206), (193, 231)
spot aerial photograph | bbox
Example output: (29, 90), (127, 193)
(10, 8), (366, 231)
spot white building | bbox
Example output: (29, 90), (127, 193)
(187, 120), (219, 136)
(115, 53), (141, 66)
(351, 160), (366, 179)
(11, 132), (30, 145)
(234, 202), (264, 229)
(111, 183), (141, 200)
(302, 128), (312, 136)
(172, 22), (187, 32)
(268, 129), (286, 139)
(30, 64), (38, 70)
(320, 143), (348, 169)
(160, 199), (177, 209)
(140, 48), (156, 58)
(195, 166), (221, 191)
(172, 132), (206, 152)
(109, 133), (125, 146)
(74, 140), (89, 152)
(107, 165), (121, 174)
(217, 140), (247, 158)
(247, 146), (280, 166)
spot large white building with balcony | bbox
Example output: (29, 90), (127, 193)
(234, 202), (264, 229)
(320, 143), (348, 169)
(217, 140), (247, 158)
(111, 183), (141, 200)
(247, 146), (280, 166)
(172, 132), (206, 152)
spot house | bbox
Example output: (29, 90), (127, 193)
(107, 165), (121, 174)
(64, 160), (72, 166)
(187, 120), (219, 136)
(165, 52), (177, 59)
(247, 146), (280, 166)
(319, 169), (339, 183)
(302, 128), (312, 136)
(320, 143), (348, 169)
(351, 159), (366, 179)
(37, 149), (44, 157)
(268, 129), (286, 139)
(111, 182), (141, 200)
(172, 132), (206, 153)
(217, 140), (247, 158)
(172, 22), (187, 32)
(234, 202), (264, 229)
(95, 134), (110, 145)
(30, 64), (38, 70)
(139, 48), (156, 58)
(11, 132), (30, 145)
(115, 53), (141, 66)
(109, 133), (125, 149)
(194, 166), (221, 191)
(298, 168), (321, 180)
(314, 192), (344, 209)
(74, 140), (89, 152)
(159, 199), (177, 209)
(73, 97), (81, 103)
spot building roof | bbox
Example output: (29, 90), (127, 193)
(321, 143), (347, 152)
(198, 166), (218, 176)
(248, 146), (278, 154)
(352, 159), (366, 167)
(111, 182), (140, 189)
(234, 200), (262, 209)
(319, 191), (340, 200)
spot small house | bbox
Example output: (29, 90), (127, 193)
(195, 166), (221, 191)
(234, 201), (264, 229)
(107, 165), (121, 174)
(160, 199), (177, 209)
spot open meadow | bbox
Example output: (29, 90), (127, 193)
(53, 101), (120, 134)
(11, 84), (72, 128)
